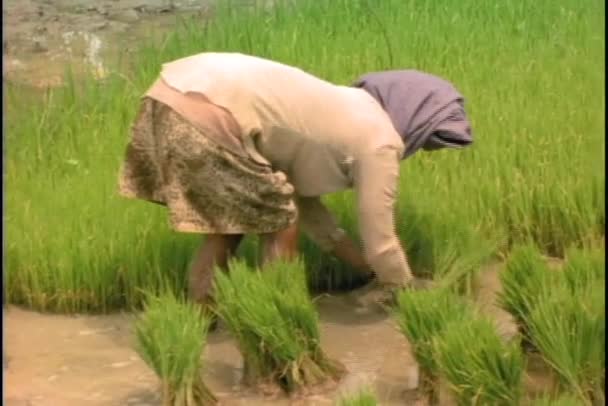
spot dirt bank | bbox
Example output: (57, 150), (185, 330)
(3, 0), (272, 88)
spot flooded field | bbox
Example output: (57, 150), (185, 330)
(4, 268), (555, 405)
(5, 294), (423, 406)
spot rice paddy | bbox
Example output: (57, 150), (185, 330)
(4, 0), (604, 403)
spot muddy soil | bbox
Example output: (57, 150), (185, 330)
(4, 268), (555, 405)
(4, 293), (425, 406)
(3, 0), (274, 88)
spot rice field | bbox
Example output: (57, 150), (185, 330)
(4, 0), (605, 404)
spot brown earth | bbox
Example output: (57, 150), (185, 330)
(4, 293), (425, 406)
(2, 0), (274, 88)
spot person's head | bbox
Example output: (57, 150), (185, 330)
(353, 70), (473, 159)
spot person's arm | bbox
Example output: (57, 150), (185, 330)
(351, 145), (413, 287)
(296, 196), (371, 275)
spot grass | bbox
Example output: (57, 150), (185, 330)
(134, 291), (216, 406)
(212, 258), (344, 394)
(434, 317), (526, 406)
(4, 0), (605, 314)
(394, 288), (473, 400)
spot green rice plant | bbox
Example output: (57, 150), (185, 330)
(394, 199), (497, 295)
(5, 0), (605, 313)
(213, 258), (345, 394)
(337, 387), (377, 406)
(134, 291), (216, 406)
(531, 393), (586, 406)
(497, 244), (555, 345)
(434, 317), (526, 406)
(562, 246), (605, 294)
(394, 288), (473, 401)
(525, 282), (605, 405)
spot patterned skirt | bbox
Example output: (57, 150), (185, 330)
(117, 98), (297, 234)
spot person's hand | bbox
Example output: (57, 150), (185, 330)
(329, 232), (372, 275)
(351, 277), (436, 313)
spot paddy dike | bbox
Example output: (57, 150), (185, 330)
(3, 0), (275, 88)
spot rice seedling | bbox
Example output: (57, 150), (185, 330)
(497, 244), (555, 346)
(5, 0), (604, 313)
(394, 288), (473, 401)
(134, 291), (216, 406)
(434, 317), (526, 406)
(212, 258), (345, 394)
(337, 387), (377, 406)
(525, 282), (605, 405)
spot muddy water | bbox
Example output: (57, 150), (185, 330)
(4, 293), (425, 406)
(3, 267), (557, 405)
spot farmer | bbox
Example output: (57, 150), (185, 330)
(118, 52), (473, 307)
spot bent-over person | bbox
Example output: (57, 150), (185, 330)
(118, 52), (473, 309)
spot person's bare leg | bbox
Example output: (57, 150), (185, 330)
(259, 222), (299, 265)
(188, 234), (243, 305)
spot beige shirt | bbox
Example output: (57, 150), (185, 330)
(149, 52), (412, 286)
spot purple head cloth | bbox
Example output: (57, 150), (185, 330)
(353, 70), (473, 159)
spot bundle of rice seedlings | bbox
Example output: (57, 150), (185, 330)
(213, 258), (345, 394)
(394, 289), (473, 401)
(526, 282), (605, 404)
(434, 317), (526, 406)
(497, 244), (554, 345)
(134, 292), (216, 406)
(337, 387), (377, 406)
